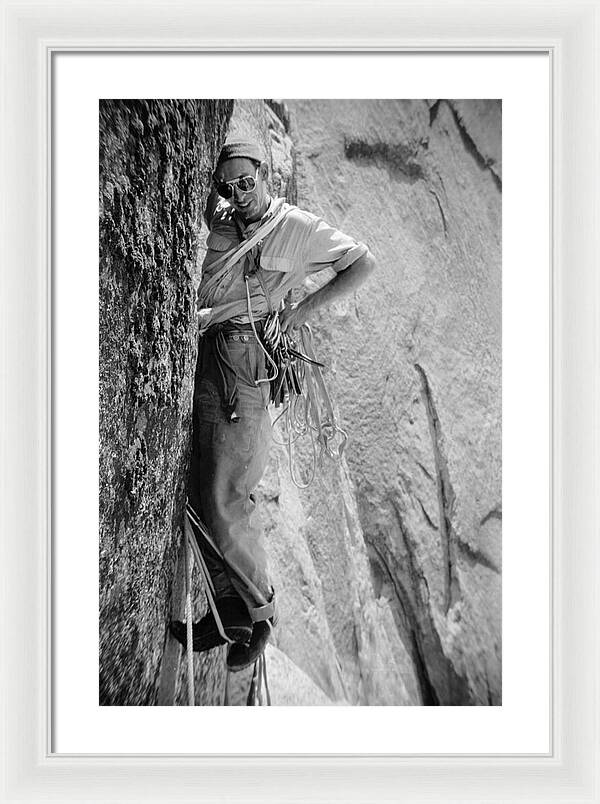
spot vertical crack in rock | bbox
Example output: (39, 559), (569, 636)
(366, 499), (473, 705)
(417, 498), (438, 530)
(429, 188), (448, 238)
(414, 363), (461, 613)
(483, 661), (501, 706)
(445, 101), (502, 192)
(287, 145), (299, 206)
(368, 542), (433, 704)
(387, 497), (472, 703)
(428, 99), (442, 127)
(409, 630), (440, 706)
(416, 461), (433, 482)
(266, 99), (292, 134)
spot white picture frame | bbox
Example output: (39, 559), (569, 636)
(1, 1), (598, 802)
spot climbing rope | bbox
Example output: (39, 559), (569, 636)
(246, 653), (272, 706)
(184, 506), (235, 646)
(183, 533), (195, 707)
(245, 275), (279, 384)
(259, 318), (347, 488)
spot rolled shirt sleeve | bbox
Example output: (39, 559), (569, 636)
(305, 216), (369, 275)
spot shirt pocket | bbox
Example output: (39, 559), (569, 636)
(206, 231), (236, 252)
(260, 253), (294, 274)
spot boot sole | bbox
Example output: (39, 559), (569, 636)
(226, 656), (258, 673)
(170, 623), (252, 653)
(226, 639), (270, 672)
(192, 626), (252, 652)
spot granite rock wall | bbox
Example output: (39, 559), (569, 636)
(99, 100), (232, 705)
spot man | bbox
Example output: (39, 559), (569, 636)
(171, 140), (376, 671)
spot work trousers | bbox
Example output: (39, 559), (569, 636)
(187, 327), (274, 619)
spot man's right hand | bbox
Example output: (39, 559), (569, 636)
(279, 301), (309, 333)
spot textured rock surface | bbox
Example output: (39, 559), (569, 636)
(227, 645), (350, 706)
(217, 99), (501, 706)
(99, 99), (501, 707)
(99, 100), (232, 705)
(283, 99), (502, 705)
(220, 101), (416, 706)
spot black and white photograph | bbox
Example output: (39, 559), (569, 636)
(8, 0), (600, 794)
(99, 98), (502, 707)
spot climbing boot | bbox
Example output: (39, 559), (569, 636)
(226, 592), (277, 672)
(226, 619), (274, 672)
(170, 596), (252, 653)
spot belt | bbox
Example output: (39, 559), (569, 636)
(206, 320), (265, 342)
(225, 332), (252, 342)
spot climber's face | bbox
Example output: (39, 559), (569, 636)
(214, 157), (270, 223)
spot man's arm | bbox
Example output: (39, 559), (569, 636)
(280, 250), (377, 332)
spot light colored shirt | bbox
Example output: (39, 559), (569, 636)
(198, 197), (368, 325)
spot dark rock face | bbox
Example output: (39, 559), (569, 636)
(99, 100), (232, 705)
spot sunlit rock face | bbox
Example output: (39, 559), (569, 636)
(224, 99), (501, 706)
(281, 99), (501, 705)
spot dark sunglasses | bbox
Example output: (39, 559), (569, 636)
(213, 167), (259, 199)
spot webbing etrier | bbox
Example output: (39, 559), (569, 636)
(179, 503), (272, 706)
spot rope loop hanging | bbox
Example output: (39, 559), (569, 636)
(257, 316), (348, 489)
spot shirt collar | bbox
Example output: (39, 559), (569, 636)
(237, 195), (285, 237)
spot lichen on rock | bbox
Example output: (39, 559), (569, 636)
(99, 100), (233, 705)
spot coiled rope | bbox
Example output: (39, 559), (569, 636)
(246, 653), (272, 706)
(260, 314), (348, 489)
(243, 246), (347, 490)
